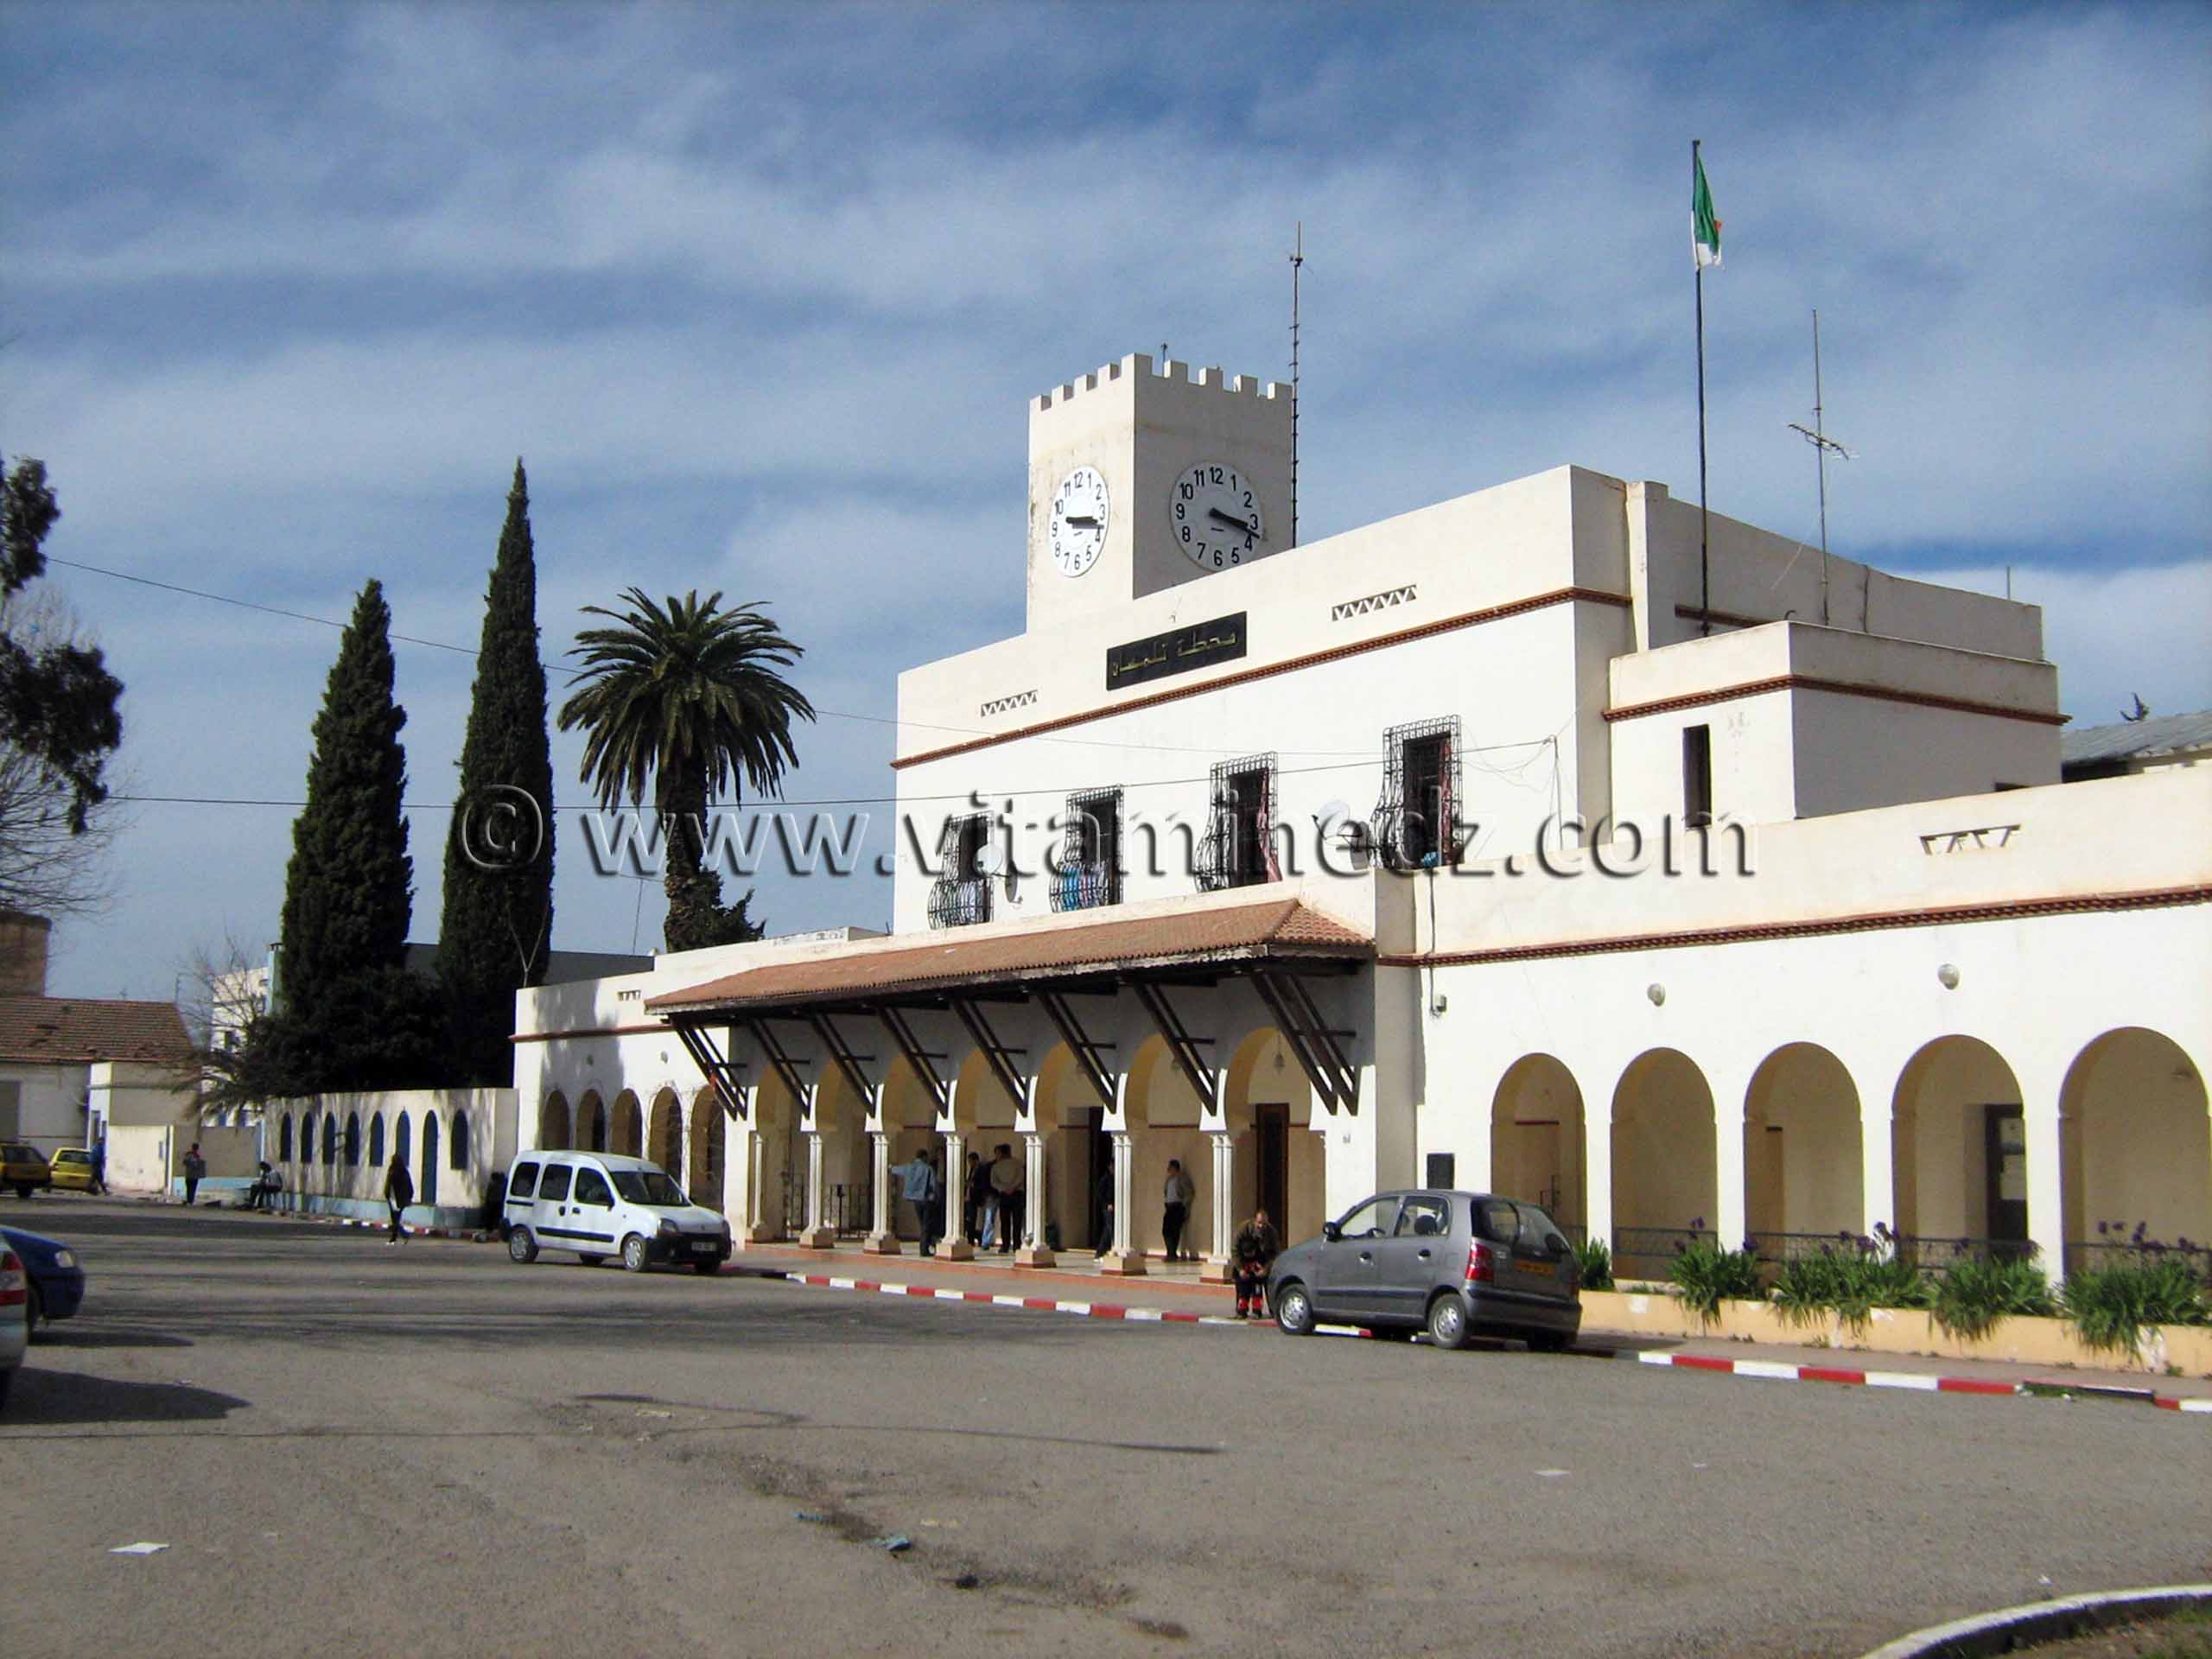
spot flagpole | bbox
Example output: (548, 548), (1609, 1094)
(1694, 138), (1710, 637)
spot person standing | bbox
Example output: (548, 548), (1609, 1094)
(384, 1151), (415, 1244)
(988, 1142), (1023, 1254)
(1161, 1158), (1196, 1262)
(1232, 1207), (1281, 1319)
(1093, 1162), (1116, 1258)
(963, 1151), (988, 1248)
(890, 1146), (943, 1255)
(181, 1141), (207, 1206)
(89, 1138), (108, 1196)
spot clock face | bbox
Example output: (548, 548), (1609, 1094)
(1048, 466), (1110, 577)
(1169, 461), (1265, 570)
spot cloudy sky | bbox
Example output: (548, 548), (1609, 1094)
(4, 2), (2207, 1000)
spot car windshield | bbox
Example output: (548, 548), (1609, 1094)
(610, 1170), (689, 1207)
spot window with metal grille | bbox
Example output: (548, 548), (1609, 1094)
(1372, 716), (1462, 870)
(1197, 754), (1278, 891)
(1053, 787), (1122, 912)
(928, 813), (993, 928)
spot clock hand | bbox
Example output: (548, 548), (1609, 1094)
(1064, 514), (1101, 528)
(1208, 508), (1261, 537)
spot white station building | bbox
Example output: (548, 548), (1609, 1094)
(511, 353), (2211, 1284)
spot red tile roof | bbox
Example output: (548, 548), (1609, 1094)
(646, 896), (1371, 1015)
(0, 995), (194, 1065)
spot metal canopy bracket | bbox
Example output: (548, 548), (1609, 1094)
(744, 1017), (816, 1113)
(1128, 978), (1217, 1106)
(671, 1020), (750, 1122)
(1250, 969), (1357, 1113)
(877, 1006), (951, 1117)
(807, 1013), (880, 1110)
(1036, 989), (1116, 1108)
(949, 996), (1027, 1113)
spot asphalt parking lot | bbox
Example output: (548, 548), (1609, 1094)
(3, 1199), (2207, 1659)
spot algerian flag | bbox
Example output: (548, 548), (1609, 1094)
(1693, 149), (1723, 269)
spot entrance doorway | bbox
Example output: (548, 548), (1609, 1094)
(1985, 1105), (2027, 1247)
(1256, 1103), (1288, 1235)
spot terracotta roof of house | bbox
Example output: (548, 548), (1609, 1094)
(645, 895), (1371, 1016)
(0, 995), (194, 1065)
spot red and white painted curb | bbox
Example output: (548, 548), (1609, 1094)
(749, 1271), (2212, 1418)
(1636, 1349), (2212, 1414)
(766, 1268), (1248, 1325)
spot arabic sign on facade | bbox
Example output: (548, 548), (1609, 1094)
(1105, 612), (1248, 691)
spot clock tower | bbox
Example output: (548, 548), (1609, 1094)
(1027, 353), (1294, 631)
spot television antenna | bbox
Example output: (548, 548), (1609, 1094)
(1288, 220), (1306, 550)
(1786, 308), (1853, 626)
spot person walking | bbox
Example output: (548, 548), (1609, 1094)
(384, 1150), (415, 1244)
(1161, 1158), (1196, 1262)
(890, 1146), (943, 1255)
(1092, 1162), (1116, 1257)
(89, 1137), (108, 1196)
(181, 1141), (207, 1206)
(1232, 1207), (1281, 1319)
(968, 1151), (995, 1250)
(988, 1142), (1023, 1254)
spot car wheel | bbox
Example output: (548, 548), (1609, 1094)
(13, 1184), (28, 1200)
(577, 1254), (605, 1268)
(1427, 1292), (1471, 1351)
(507, 1227), (538, 1264)
(0, 1367), (12, 1412)
(1274, 1281), (1317, 1336)
(1526, 1329), (1573, 1353)
(621, 1235), (650, 1274)
(25, 1284), (42, 1337)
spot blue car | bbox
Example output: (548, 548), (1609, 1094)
(0, 1225), (86, 1335)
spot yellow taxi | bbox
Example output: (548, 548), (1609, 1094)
(48, 1147), (98, 1193)
(2, 1142), (53, 1199)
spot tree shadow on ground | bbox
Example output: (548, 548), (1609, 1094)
(3, 1367), (248, 1427)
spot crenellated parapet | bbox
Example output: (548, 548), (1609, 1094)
(1034, 352), (1287, 414)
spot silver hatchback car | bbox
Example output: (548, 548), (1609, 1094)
(1268, 1190), (1582, 1351)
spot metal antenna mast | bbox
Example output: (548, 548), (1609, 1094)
(1288, 220), (1305, 549)
(1787, 308), (1853, 625)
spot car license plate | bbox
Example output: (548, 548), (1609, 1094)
(691, 1239), (718, 1254)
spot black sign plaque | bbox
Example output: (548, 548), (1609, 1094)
(1105, 612), (1248, 692)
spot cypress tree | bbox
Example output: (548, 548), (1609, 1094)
(439, 460), (556, 1084)
(274, 578), (416, 1087)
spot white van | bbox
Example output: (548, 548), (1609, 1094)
(502, 1151), (731, 1274)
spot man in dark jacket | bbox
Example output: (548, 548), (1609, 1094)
(384, 1152), (415, 1244)
(1232, 1208), (1281, 1319)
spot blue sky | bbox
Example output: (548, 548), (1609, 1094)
(4, 2), (2207, 999)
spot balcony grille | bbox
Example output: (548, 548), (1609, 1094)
(1052, 787), (1123, 911)
(1196, 753), (1278, 892)
(1371, 715), (1463, 871)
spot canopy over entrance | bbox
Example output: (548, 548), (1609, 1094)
(643, 894), (1373, 1127)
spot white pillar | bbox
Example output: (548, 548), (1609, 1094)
(865, 1129), (900, 1254)
(2025, 1099), (2066, 1282)
(1857, 1095), (1896, 1241)
(1014, 1131), (1055, 1266)
(940, 1127), (972, 1259)
(799, 1129), (833, 1249)
(1713, 1094), (1749, 1253)
(1585, 1104), (1614, 1253)
(1099, 1128), (1147, 1275)
(1202, 1129), (1236, 1284)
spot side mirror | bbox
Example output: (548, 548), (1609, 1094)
(1547, 1236), (1569, 1259)
(1321, 1222), (1342, 1243)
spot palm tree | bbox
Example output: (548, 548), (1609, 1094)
(557, 588), (815, 951)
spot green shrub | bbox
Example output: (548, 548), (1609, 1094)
(1772, 1245), (1934, 1332)
(1670, 1236), (1764, 1325)
(1931, 1252), (2055, 1342)
(1573, 1236), (1613, 1292)
(2061, 1255), (2210, 1355)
